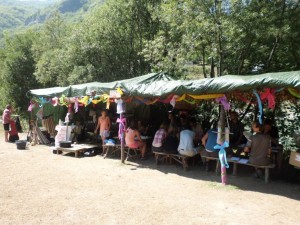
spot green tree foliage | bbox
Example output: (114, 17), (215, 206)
(0, 31), (40, 111)
(1, 0), (300, 111)
(142, 0), (300, 77)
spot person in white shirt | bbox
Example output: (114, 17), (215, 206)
(178, 125), (200, 157)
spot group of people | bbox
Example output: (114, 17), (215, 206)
(151, 111), (280, 169)
(151, 112), (203, 157)
(201, 111), (280, 168)
(88, 107), (280, 170)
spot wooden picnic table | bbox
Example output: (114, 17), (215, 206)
(56, 143), (100, 158)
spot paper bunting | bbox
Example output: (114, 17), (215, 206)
(288, 88), (300, 99)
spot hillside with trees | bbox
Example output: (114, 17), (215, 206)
(0, 0), (300, 112)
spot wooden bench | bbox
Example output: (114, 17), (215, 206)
(102, 144), (139, 161)
(102, 144), (122, 159)
(153, 151), (192, 170)
(201, 155), (275, 183)
(55, 144), (100, 158)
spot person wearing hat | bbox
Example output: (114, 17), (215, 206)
(2, 105), (13, 142)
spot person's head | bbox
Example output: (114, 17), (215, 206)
(138, 120), (143, 127)
(252, 121), (263, 132)
(129, 120), (138, 130)
(189, 117), (197, 127)
(264, 119), (273, 133)
(168, 112), (174, 120)
(230, 111), (238, 122)
(6, 104), (12, 110)
(182, 124), (192, 131)
(160, 123), (168, 130)
(101, 110), (107, 116)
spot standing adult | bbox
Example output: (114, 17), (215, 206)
(95, 110), (111, 145)
(2, 104), (13, 142)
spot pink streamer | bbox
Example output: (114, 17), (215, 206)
(51, 97), (58, 106)
(116, 117), (126, 139)
(74, 98), (79, 113)
(28, 101), (35, 112)
(260, 88), (275, 109)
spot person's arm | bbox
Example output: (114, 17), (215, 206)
(244, 146), (250, 153)
(201, 132), (208, 147)
(136, 130), (143, 142)
(244, 137), (252, 153)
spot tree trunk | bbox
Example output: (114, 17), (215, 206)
(202, 45), (207, 78)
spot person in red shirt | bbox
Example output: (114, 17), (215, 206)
(2, 105), (13, 142)
(9, 120), (19, 142)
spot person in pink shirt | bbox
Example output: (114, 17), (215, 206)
(2, 105), (13, 142)
(125, 121), (146, 159)
(95, 110), (111, 145)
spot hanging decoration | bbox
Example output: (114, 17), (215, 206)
(51, 97), (59, 106)
(214, 141), (229, 185)
(28, 100), (38, 112)
(288, 88), (300, 99)
(38, 97), (51, 107)
(253, 89), (263, 124)
(260, 88), (276, 110)
(215, 95), (230, 110)
(170, 95), (179, 108)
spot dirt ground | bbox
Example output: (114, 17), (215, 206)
(0, 132), (300, 225)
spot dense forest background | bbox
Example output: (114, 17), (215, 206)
(0, 0), (300, 115)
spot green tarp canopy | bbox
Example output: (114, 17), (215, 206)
(28, 73), (174, 98)
(28, 71), (300, 98)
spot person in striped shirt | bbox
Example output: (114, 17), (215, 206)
(152, 123), (167, 152)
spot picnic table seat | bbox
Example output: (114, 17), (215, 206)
(201, 155), (275, 183)
(153, 151), (194, 170)
(55, 143), (100, 158)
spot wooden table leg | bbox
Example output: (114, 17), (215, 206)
(232, 163), (237, 176)
(265, 168), (269, 183)
(75, 151), (78, 158)
(215, 160), (220, 175)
